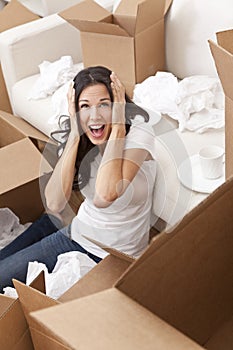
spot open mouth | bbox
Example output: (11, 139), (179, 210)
(89, 124), (105, 138)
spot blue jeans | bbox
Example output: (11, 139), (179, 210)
(0, 213), (102, 293)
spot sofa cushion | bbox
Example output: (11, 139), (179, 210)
(12, 75), (56, 137)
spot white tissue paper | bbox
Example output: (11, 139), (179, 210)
(28, 56), (78, 100)
(26, 251), (97, 299)
(133, 72), (225, 133)
(48, 62), (84, 125)
(0, 208), (31, 249)
(4, 251), (97, 299)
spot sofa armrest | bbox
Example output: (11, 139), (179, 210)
(0, 13), (82, 103)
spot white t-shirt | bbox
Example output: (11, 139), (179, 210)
(71, 116), (157, 259)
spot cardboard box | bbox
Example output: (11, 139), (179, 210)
(209, 30), (233, 179)
(27, 175), (233, 349)
(0, 0), (39, 113)
(13, 250), (134, 349)
(0, 273), (45, 350)
(0, 110), (52, 223)
(59, 0), (172, 97)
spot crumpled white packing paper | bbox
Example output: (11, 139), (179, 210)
(4, 251), (97, 300)
(0, 208), (31, 250)
(133, 71), (225, 133)
(28, 55), (78, 100)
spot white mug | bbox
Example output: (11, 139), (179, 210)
(199, 145), (224, 179)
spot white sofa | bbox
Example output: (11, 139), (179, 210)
(4, 0), (114, 16)
(0, 14), (83, 136)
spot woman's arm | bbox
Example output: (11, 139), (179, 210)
(45, 84), (79, 213)
(93, 73), (150, 208)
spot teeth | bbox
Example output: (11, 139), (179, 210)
(90, 125), (103, 130)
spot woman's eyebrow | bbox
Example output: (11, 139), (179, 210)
(100, 97), (111, 101)
(79, 97), (111, 103)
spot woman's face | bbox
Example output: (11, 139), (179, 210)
(78, 83), (112, 146)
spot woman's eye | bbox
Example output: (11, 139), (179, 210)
(99, 102), (111, 108)
(80, 104), (89, 110)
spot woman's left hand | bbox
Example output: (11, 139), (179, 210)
(110, 72), (126, 127)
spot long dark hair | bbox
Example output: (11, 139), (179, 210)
(51, 66), (149, 190)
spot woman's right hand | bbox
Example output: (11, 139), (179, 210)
(67, 82), (80, 140)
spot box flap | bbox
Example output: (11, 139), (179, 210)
(29, 270), (46, 294)
(59, 0), (111, 23)
(209, 38), (233, 99)
(115, 0), (166, 36)
(60, 253), (132, 302)
(0, 0), (39, 33)
(82, 234), (135, 263)
(0, 295), (15, 316)
(0, 296), (32, 350)
(30, 289), (203, 350)
(0, 138), (51, 194)
(67, 19), (129, 36)
(135, 0), (166, 35)
(13, 277), (59, 333)
(60, 236), (134, 302)
(164, 0), (173, 15)
(209, 35), (233, 179)
(216, 29), (233, 55)
(0, 270), (43, 350)
(115, 177), (233, 345)
(0, 111), (49, 144)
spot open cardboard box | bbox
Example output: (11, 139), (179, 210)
(12, 248), (134, 349)
(22, 175), (233, 349)
(59, 0), (172, 97)
(0, 273), (46, 350)
(0, 0), (39, 113)
(209, 29), (233, 179)
(0, 110), (53, 223)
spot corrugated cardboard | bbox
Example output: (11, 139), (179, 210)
(209, 30), (233, 179)
(0, 0), (39, 113)
(13, 250), (134, 349)
(0, 111), (52, 223)
(28, 176), (233, 349)
(0, 273), (45, 350)
(60, 0), (172, 97)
